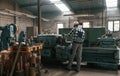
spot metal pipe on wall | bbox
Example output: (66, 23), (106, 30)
(37, 0), (42, 34)
(13, 2), (17, 24)
(101, 9), (104, 27)
(13, 2), (18, 41)
(33, 19), (36, 36)
(102, 0), (104, 27)
(68, 17), (70, 28)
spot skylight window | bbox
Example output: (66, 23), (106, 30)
(106, 0), (117, 8)
(49, 0), (73, 14)
(55, 3), (70, 12)
(49, 0), (60, 3)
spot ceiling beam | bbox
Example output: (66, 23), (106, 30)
(19, 0), (93, 8)
(20, 2), (54, 8)
(75, 7), (105, 14)
(64, 0), (105, 5)
(20, 3), (37, 8)
(66, 0), (94, 3)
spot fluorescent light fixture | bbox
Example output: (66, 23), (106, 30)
(64, 14), (94, 17)
(63, 11), (73, 14)
(50, 0), (60, 3)
(106, 0), (117, 8)
(74, 14), (94, 17)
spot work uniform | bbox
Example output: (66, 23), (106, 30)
(67, 26), (85, 71)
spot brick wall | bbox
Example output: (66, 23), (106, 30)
(0, 0), (35, 34)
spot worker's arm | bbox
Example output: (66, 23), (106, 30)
(82, 29), (85, 40)
(67, 29), (74, 37)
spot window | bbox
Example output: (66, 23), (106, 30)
(108, 21), (113, 31)
(114, 21), (119, 31)
(50, 0), (73, 14)
(57, 23), (64, 34)
(106, 0), (117, 8)
(57, 24), (63, 29)
(83, 22), (90, 28)
(108, 20), (120, 32)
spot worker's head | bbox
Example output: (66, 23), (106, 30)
(73, 21), (79, 28)
(73, 22), (83, 28)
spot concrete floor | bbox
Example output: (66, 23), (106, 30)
(41, 65), (120, 76)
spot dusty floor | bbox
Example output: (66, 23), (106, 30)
(41, 64), (120, 76)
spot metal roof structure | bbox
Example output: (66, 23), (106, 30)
(12, 0), (108, 15)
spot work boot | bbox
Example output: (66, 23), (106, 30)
(75, 68), (80, 72)
(66, 65), (72, 71)
(75, 65), (80, 72)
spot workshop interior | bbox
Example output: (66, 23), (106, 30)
(0, 0), (120, 76)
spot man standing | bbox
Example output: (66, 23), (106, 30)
(67, 22), (85, 72)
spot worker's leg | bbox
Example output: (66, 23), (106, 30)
(76, 44), (82, 71)
(67, 43), (78, 69)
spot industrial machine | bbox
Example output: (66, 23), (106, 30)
(18, 31), (26, 43)
(35, 34), (60, 61)
(0, 24), (17, 51)
(82, 32), (119, 70)
(34, 28), (119, 70)
(0, 24), (44, 76)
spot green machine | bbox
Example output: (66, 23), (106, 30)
(34, 34), (71, 62)
(34, 28), (119, 70)
(59, 28), (106, 46)
(36, 34), (61, 61)
(59, 28), (119, 70)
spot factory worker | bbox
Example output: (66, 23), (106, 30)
(66, 21), (85, 72)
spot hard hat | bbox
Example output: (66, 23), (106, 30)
(73, 21), (79, 27)
(73, 21), (79, 25)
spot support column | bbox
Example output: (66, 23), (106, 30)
(13, 2), (17, 24)
(37, 0), (42, 34)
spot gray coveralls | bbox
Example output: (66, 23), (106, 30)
(67, 27), (85, 71)
(68, 42), (82, 70)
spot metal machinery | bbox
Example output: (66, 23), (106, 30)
(82, 32), (119, 70)
(0, 24), (17, 51)
(34, 28), (119, 70)
(18, 31), (26, 43)
(33, 34), (72, 62)
(0, 24), (43, 76)
(35, 34), (61, 61)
